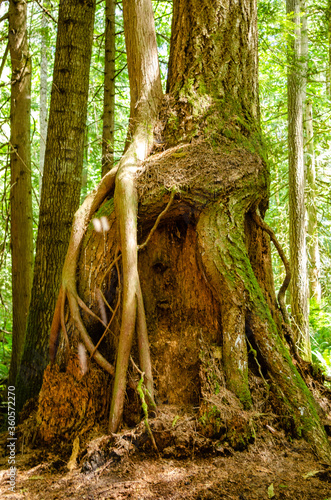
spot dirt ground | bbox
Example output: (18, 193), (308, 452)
(0, 431), (331, 500)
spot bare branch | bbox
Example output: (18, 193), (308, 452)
(34, 0), (57, 23)
(0, 12), (8, 23)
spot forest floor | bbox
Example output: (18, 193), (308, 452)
(0, 430), (331, 500)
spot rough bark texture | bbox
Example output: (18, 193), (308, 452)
(166, 0), (259, 144)
(168, 0), (258, 107)
(37, 0), (331, 463)
(8, 0), (34, 387)
(101, 0), (116, 177)
(286, 0), (310, 361)
(16, 0), (96, 413)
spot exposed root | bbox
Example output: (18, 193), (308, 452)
(137, 372), (160, 456)
(76, 293), (107, 329)
(197, 204), (251, 408)
(138, 188), (176, 251)
(198, 201), (331, 463)
(49, 167), (118, 363)
(67, 288), (115, 377)
(60, 286), (69, 352)
(252, 210), (291, 324)
(90, 268), (121, 359)
(49, 285), (66, 363)
(48, 0), (167, 438)
(97, 288), (115, 315)
(246, 338), (269, 393)
(108, 151), (146, 433)
(100, 248), (122, 288)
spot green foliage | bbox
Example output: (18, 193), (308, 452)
(259, 0), (331, 305)
(0, 331), (12, 382)
(310, 299), (331, 377)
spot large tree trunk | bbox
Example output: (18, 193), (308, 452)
(8, 0), (34, 387)
(16, 0), (96, 413)
(38, 0), (331, 463)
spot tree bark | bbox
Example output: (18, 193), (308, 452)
(305, 100), (321, 302)
(101, 0), (116, 177)
(286, 0), (310, 361)
(166, 0), (259, 145)
(16, 0), (96, 412)
(8, 0), (33, 387)
(39, 0), (49, 197)
(300, 1), (321, 302)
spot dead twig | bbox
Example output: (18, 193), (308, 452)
(34, 0), (58, 23)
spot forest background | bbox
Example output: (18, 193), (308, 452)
(0, 0), (331, 397)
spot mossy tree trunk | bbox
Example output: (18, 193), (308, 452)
(40, 0), (331, 463)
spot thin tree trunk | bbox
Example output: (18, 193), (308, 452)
(286, 0), (310, 361)
(102, 0), (116, 177)
(305, 100), (321, 302)
(300, 0), (307, 105)
(8, 0), (34, 387)
(300, 2), (320, 302)
(39, 1), (49, 197)
(16, 0), (96, 412)
(81, 126), (88, 199)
